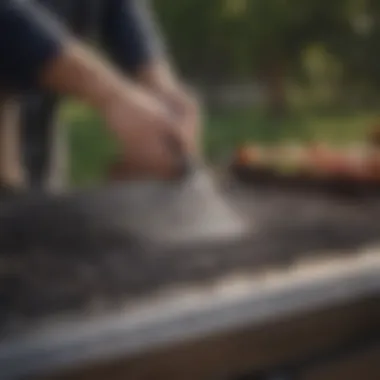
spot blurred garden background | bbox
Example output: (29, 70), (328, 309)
(64, 0), (380, 185)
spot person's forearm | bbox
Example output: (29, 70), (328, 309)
(100, 0), (183, 97)
(136, 60), (180, 92)
(41, 41), (126, 110)
(0, 0), (131, 111)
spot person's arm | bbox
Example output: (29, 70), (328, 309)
(0, 0), (185, 178)
(101, 0), (200, 152)
(0, 0), (109, 102)
(0, 0), (150, 114)
(101, 0), (190, 92)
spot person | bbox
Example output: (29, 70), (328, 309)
(0, 0), (200, 192)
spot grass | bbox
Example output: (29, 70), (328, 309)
(65, 104), (116, 185)
(63, 102), (378, 185)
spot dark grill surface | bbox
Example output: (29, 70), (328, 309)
(0, 183), (379, 335)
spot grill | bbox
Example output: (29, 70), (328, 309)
(0, 182), (379, 379)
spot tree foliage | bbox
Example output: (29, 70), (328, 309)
(154, 0), (380, 104)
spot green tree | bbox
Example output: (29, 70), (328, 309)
(154, 0), (380, 111)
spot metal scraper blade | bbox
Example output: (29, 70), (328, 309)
(90, 169), (249, 247)
(145, 170), (249, 246)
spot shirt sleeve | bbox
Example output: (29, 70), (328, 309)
(100, 0), (166, 75)
(0, 0), (67, 91)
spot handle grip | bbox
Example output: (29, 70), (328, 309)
(165, 134), (197, 179)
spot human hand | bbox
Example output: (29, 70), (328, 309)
(158, 85), (201, 156)
(137, 63), (202, 156)
(39, 42), (191, 179)
(100, 82), (188, 179)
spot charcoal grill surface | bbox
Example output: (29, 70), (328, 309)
(0, 183), (379, 378)
(0, 184), (380, 331)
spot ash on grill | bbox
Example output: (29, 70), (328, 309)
(0, 185), (379, 335)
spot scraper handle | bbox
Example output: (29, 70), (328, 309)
(165, 103), (200, 179)
(166, 134), (198, 179)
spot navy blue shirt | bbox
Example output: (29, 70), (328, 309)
(101, 0), (164, 74)
(0, 0), (161, 91)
